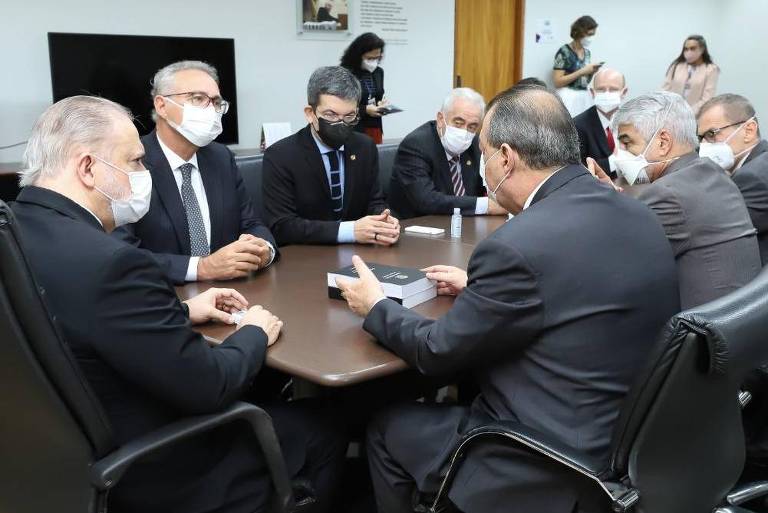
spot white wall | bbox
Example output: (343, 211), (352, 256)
(707, 0), (768, 123)
(0, 0), (455, 162)
(521, 0), (766, 121)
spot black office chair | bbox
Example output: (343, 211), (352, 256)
(0, 201), (295, 513)
(236, 153), (267, 220)
(427, 267), (768, 513)
(376, 142), (399, 201)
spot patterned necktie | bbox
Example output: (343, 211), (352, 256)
(450, 156), (465, 196)
(606, 126), (616, 153)
(178, 163), (210, 256)
(326, 150), (343, 220)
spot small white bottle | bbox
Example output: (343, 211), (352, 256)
(450, 208), (462, 239)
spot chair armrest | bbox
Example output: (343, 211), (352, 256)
(429, 420), (638, 513)
(727, 481), (768, 506)
(90, 401), (294, 513)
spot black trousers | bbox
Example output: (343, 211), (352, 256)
(366, 402), (603, 513)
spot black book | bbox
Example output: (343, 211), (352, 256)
(327, 262), (436, 308)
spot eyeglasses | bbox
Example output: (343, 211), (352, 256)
(163, 91), (230, 114)
(698, 120), (749, 143)
(316, 109), (359, 126)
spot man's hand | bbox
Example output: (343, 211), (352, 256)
(197, 235), (272, 281)
(354, 209), (401, 246)
(487, 199), (508, 216)
(238, 305), (283, 346)
(365, 104), (383, 118)
(184, 288), (249, 325)
(423, 265), (468, 296)
(335, 255), (386, 317)
(586, 157), (623, 192)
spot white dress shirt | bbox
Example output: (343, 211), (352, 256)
(444, 151), (489, 214)
(596, 110), (618, 172)
(523, 169), (560, 210)
(156, 137), (274, 281)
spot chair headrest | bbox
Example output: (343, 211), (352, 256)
(676, 266), (768, 377)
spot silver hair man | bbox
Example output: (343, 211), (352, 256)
(612, 91), (698, 149)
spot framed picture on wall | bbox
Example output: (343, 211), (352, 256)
(297, 0), (352, 39)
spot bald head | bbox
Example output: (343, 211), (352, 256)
(590, 67), (626, 92)
(485, 87), (580, 170)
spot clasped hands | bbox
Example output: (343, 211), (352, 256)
(354, 209), (401, 246)
(198, 234), (273, 281)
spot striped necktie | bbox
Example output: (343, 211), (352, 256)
(450, 156), (465, 196)
(326, 150), (343, 219)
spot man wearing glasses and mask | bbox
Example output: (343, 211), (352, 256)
(114, 60), (277, 284)
(263, 66), (399, 246)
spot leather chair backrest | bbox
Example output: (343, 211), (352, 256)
(376, 143), (399, 200)
(607, 268), (768, 513)
(0, 201), (114, 513)
(235, 154), (265, 220)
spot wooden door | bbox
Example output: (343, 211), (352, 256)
(454, 0), (525, 103)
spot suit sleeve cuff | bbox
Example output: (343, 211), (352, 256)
(475, 197), (489, 215)
(186, 257), (199, 282)
(337, 221), (356, 244)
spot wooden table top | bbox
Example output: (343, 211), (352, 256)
(401, 214), (508, 246)
(178, 216), (505, 387)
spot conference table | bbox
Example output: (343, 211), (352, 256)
(177, 215), (508, 387)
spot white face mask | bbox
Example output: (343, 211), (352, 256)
(593, 90), (623, 114)
(441, 124), (475, 156)
(698, 117), (755, 170)
(361, 59), (379, 73)
(165, 97), (223, 147)
(615, 128), (678, 185)
(581, 36), (594, 47)
(92, 155), (153, 227)
(479, 149), (508, 203)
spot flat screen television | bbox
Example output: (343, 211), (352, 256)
(48, 32), (239, 144)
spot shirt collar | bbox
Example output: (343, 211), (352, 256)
(81, 205), (104, 227)
(157, 134), (199, 171)
(734, 145), (758, 172)
(523, 170), (559, 210)
(596, 109), (611, 130)
(310, 128), (344, 154)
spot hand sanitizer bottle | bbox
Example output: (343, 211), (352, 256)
(451, 208), (462, 238)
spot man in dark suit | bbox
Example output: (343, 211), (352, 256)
(14, 96), (345, 513)
(573, 68), (627, 178)
(263, 66), (400, 246)
(697, 94), (768, 264)
(336, 87), (680, 513)
(611, 91), (761, 309)
(114, 61), (276, 285)
(388, 87), (507, 219)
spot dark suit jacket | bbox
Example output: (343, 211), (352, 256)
(733, 140), (768, 265)
(388, 120), (485, 219)
(636, 152), (761, 309)
(364, 165), (680, 512)
(113, 131), (276, 284)
(350, 66), (384, 130)
(262, 124), (388, 246)
(12, 186), (279, 513)
(574, 106), (615, 177)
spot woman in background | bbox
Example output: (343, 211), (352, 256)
(662, 35), (719, 115)
(552, 15), (602, 116)
(341, 32), (387, 143)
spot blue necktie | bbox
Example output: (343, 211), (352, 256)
(179, 163), (210, 256)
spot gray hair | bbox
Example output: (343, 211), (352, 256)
(698, 93), (760, 137)
(307, 66), (361, 107)
(486, 88), (580, 170)
(150, 60), (219, 97)
(441, 87), (486, 117)
(20, 96), (132, 187)
(611, 91), (698, 149)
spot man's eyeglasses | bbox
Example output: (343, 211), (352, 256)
(164, 91), (230, 114)
(316, 109), (359, 126)
(698, 119), (750, 143)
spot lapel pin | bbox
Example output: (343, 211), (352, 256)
(466, 160), (472, 166)
(350, 154), (357, 161)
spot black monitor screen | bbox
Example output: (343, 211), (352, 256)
(48, 32), (238, 144)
